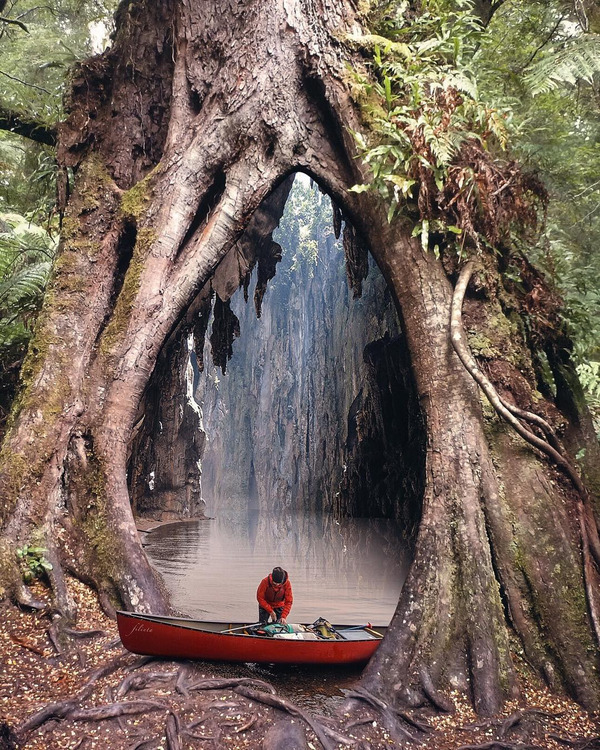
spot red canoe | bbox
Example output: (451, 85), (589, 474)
(117, 611), (386, 665)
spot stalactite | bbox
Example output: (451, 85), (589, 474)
(209, 296), (241, 374)
(343, 222), (369, 298)
(331, 199), (342, 240)
(191, 292), (213, 373)
(254, 240), (283, 318)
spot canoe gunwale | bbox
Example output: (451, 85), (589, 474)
(116, 610), (386, 640)
(116, 610), (386, 665)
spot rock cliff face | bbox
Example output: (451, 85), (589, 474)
(128, 333), (206, 521)
(197, 179), (424, 528)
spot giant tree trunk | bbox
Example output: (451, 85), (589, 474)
(0, 0), (599, 716)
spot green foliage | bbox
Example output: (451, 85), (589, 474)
(0, 134), (57, 223)
(0, 1), (117, 125)
(525, 34), (600, 95)
(273, 177), (336, 283)
(349, 0), (531, 252)
(0, 212), (57, 430)
(475, 2), (600, 412)
(0, 1), (116, 429)
(354, 0), (600, 416)
(16, 544), (52, 583)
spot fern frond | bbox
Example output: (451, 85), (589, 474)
(443, 71), (478, 99)
(525, 35), (600, 95)
(0, 260), (51, 308)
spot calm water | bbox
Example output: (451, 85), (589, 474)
(144, 512), (411, 711)
(145, 512), (411, 625)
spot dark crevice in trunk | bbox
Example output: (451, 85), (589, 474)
(93, 224), (136, 349)
(302, 72), (356, 176)
(338, 332), (425, 530)
(177, 170), (227, 258)
(128, 328), (206, 521)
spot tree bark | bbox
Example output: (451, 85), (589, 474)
(0, 0), (599, 715)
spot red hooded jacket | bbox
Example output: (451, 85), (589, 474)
(256, 570), (293, 619)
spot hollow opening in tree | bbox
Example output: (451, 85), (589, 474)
(126, 173), (425, 615)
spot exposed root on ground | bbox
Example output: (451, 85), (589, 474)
(2, 577), (599, 750)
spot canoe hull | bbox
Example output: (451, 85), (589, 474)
(117, 612), (384, 666)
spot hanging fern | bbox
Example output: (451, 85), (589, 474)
(525, 34), (600, 95)
(348, 0), (545, 254)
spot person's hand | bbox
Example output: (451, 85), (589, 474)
(268, 613), (275, 623)
(277, 617), (287, 625)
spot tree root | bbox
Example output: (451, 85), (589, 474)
(68, 699), (170, 721)
(14, 582), (46, 611)
(116, 670), (176, 699)
(46, 622), (62, 654)
(343, 686), (426, 744)
(450, 261), (591, 505)
(184, 728), (215, 740)
(548, 734), (600, 748)
(62, 557), (117, 619)
(234, 714), (257, 733)
(233, 684), (342, 750)
(165, 711), (181, 750)
(345, 717), (376, 730)
(129, 739), (159, 750)
(455, 743), (545, 750)
(63, 626), (109, 639)
(17, 651), (133, 735)
(419, 665), (455, 713)
(188, 676), (275, 693)
(175, 664), (190, 697)
(466, 709), (565, 737)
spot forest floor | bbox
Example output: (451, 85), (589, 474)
(1, 577), (600, 750)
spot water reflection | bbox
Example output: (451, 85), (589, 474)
(145, 511), (411, 624)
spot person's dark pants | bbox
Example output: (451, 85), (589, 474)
(259, 606), (283, 623)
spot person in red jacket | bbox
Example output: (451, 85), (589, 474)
(257, 566), (293, 624)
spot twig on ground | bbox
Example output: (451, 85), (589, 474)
(233, 714), (257, 733)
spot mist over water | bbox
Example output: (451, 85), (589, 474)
(145, 511), (411, 625)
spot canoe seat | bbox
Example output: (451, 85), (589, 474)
(336, 629), (378, 640)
